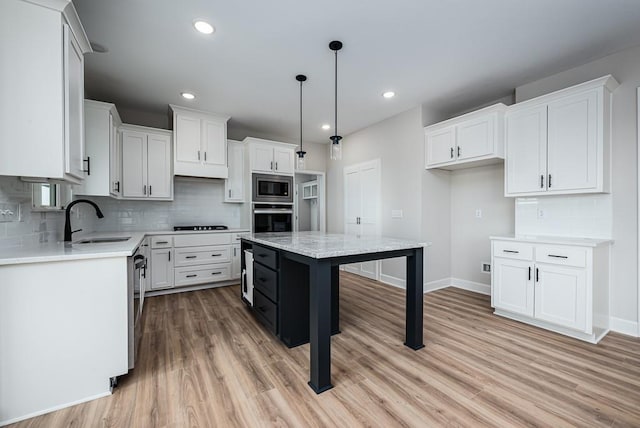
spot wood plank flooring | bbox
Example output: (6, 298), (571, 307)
(11, 272), (640, 427)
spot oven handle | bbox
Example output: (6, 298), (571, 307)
(253, 209), (293, 214)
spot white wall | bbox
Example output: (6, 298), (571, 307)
(515, 44), (640, 325)
(327, 106), (451, 285)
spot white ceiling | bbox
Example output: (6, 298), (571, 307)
(74, 0), (640, 144)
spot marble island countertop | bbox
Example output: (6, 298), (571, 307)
(244, 232), (431, 259)
(0, 229), (250, 266)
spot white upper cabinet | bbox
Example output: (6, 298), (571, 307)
(76, 100), (122, 197)
(245, 137), (296, 176)
(170, 105), (230, 179)
(121, 125), (173, 200)
(505, 75), (618, 197)
(0, 0), (91, 183)
(225, 140), (245, 203)
(424, 104), (506, 170)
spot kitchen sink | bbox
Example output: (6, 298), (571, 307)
(75, 237), (131, 244)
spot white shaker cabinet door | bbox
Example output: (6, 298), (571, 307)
(546, 90), (598, 193)
(175, 114), (201, 164)
(505, 105), (548, 195)
(425, 126), (455, 166)
(202, 119), (226, 167)
(225, 141), (245, 202)
(146, 133), (172, 199)
(251, 144), (275, 173)
(109, 114), (121, 196)
(64, 24), (85, 180)
(492, 258), (534, 317)
(534, 264), (587, 332)
(273, 147), (294, 174)
(150, 249), (174, 290)
(456, 114), (494, 160)
(121, 131), (147, 198)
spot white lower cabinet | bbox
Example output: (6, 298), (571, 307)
(231, 244), (241, 279)
(491, 237), (610, 343)
(150, 248), (174, 290)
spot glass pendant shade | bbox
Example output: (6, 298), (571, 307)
(296, 152), (306, 170)
(330, 141), (342, 161)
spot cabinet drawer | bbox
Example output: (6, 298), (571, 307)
(151, 236), (173, 249)
(253, 262), (277, 302)
(253, 290), (277, 334)
(173, 233), (231, 247)
(535, 245), (587, 268)
(253, 245), (277, 270)
(174, 264), (230, 287)
(493, 241), (534, 261)
(174, 245), (230, 267)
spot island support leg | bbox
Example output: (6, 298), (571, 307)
(405, 247), (425, 350)
(308, 259), (333, 393)
(331, 265), (340, 334)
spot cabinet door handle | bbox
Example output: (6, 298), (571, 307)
(156, 241), (169, 244)
(83, 157), (91, 175)
(198, 150), (201, 160)
(114, 181), (120, 192)
(548, 254), (568, 259)
(536, 268), (539, 282)
(275, 162), (278, 170)
(548, 174), (552, 188)
(457, 146), (461, 157)
(168, 251), (171, 262)
(204, 152), (207, 161)
(450, 147), (454, 159)
(233, 247), (237, 257)
(185, 255), (197, 259)
(540, 175), (544, 189)
(229, 189), (232, 198)
(186, 274), (197, 278)
(270, 161), (273, 170)
(503, 250), (519, 254)
(143, 185), (147, 195)
(149, 185), (152, 196)
(528, 266), (531, 281)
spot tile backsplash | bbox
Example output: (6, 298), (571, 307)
(78, 176), (244, 234)
(515, 194), (612, 239)
(0, 176), (65, 247)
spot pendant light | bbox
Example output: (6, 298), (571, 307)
(329, 40), (343, 161)
(295, 74), (307, 170)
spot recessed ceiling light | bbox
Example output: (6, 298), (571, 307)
(321, 124), (331, 130)
(181, 92), (196, 100)
(193, 20), (215, 35)
(382, 91), (395, 99)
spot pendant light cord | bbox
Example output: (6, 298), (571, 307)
(334, 49), (338, 139)
(300, 79), (303, 152)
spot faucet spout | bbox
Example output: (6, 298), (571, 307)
(64, 199), (104, 242)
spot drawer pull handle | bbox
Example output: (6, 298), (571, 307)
(536, 268), (539, 282)
(257, 254), (267, 258)
(258, 306), (266, 312)
(503, 250), (519, 254)
(185, 255), (197, 259)
(211, 253), (222, 257)
(186, 274), (197, 278)
(211, 272), (221, 275)
(528, 266), (531, 281)
(548, 254), (568, 259)
(156, 241), (169, 244)
(258, 277), (267, 282)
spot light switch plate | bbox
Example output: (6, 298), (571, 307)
(391, 210), (403, 219)
(0, 203), (21, 222)
(475, 209), (482, 218)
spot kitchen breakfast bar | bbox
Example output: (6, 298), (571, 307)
(241, 232), (427, 393)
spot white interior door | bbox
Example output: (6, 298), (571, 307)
(344, 159), (381, 280)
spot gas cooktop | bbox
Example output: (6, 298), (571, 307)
(173, 225), (228, 231)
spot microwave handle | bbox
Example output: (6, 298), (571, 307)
(253, 209), (293, 214)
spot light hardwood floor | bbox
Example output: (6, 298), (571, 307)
(11, 272), (640, 427)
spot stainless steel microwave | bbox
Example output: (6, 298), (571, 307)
(252, 174), (293, 204)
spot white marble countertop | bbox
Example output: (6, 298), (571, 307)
(0, 229), (250, 266)
(244, 232), (430, 259)
(490, 234), (613, 247)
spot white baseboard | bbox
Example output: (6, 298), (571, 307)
(450, 278), (491, 295)
(610, 317), (639, 337)
(424, 278), (451, 293)
(379, 273), (405, 289)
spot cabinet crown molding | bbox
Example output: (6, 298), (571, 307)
(169, 104), (230, 122)
(120, 123), (172, 136)
(85, 99), (122, 125)
(424, 102), (507, 131)
(242, 136), (298, 148)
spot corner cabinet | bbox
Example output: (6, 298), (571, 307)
(424, 104), (506, 170)
(225, 140), (245, 203)
(505, 75), (618, 197)
(170, 105), (230, 179)
(0, 0), (91, 183)
(121, 125), (173, 200)
(244, 137), (296, 176)
(76, 100), (122, 197)
(490, 237), (611, 343)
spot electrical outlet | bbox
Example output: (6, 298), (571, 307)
(538, 209), (545, 219)
(391, 210), (403, 219)
(481, 263), (491, 274)
(475, 209), (482, 218)
(0, 203), (20, 223)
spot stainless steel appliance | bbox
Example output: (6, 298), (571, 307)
(173, 225), (228, 231)
(253, 204), (293, 233)
(242, 249), (254, 306)
(252, 174), (293, 204)
(128, 247), (146, 369)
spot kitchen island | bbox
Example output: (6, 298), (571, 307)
(241, 232), (427, 393)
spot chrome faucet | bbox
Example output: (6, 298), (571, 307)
(64, 199), (104, 242)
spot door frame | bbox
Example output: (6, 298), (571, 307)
(294, 170), (326, 233)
